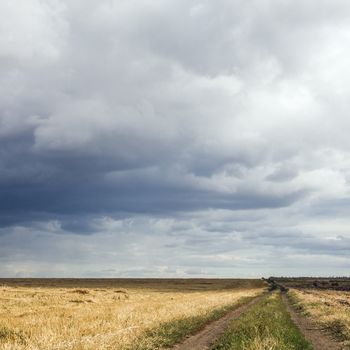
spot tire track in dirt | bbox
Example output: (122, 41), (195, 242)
(282, 292), (345, 350)
(168, 293), (267, 350)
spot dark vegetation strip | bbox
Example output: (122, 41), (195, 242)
(211, 293), (313, 350)
(125, 295), (259, 350)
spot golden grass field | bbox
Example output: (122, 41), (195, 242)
(290, 288), (350, 348)
(0, 279), (264, 350)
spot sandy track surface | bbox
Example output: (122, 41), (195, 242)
(282, 293), (345, 350)
(168, 293), (267, 350)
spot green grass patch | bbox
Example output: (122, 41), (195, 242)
(126, 296), (258, 350)
(212, 293), (313, 350)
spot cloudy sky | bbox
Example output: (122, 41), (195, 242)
(1, 0), (350, 277)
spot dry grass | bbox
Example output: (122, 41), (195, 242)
(290, 289), (350, 347)
(0, 279), (264, 350)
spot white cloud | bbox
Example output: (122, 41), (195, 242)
(1, 0), (350, 276)
(0, 0), (67, 63)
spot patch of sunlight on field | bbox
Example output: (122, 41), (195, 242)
(0, 279), (264, 350)
(291, 289), (350, 347)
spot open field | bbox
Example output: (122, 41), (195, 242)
(264, 277), (350, 349)
(289, 288), (350, 348)
(212, 292), (312, 350)
(0, 279), (264, 350)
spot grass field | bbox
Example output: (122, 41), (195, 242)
(289, 288), (350, 347)
(212, 293), (312, 350)
(0, 279), (264, 350)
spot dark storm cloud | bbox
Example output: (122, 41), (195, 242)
(2, 0), (350, 276)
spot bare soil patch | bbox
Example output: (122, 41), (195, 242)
(168, 293), (266, 350)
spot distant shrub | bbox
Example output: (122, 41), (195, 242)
(72, 289), (89, 295)
(114, 289), (128, 294)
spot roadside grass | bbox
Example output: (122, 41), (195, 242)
(212, 293), (312, 350)
(128, 295), (257, 350)
(289, 289), (350, 347)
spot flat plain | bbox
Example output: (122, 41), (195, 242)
(288, 287), (350, 348)
(0, 278), (264, 350)
(3, 277), (350, 350)
(275, 277), (350, 350)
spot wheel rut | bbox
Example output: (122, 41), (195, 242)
(281, 292), (345, 350)
(167, 293), (267, 350)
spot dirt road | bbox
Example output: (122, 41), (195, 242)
(169, 293), (266, 350)
(168, 289), (345, 350)
(281, 293), (345, 350)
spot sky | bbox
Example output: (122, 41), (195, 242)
(1, 0), (350, 278)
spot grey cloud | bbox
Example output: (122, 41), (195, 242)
(1, 0), (350, 276)
(243, 229), (350, 256)
(2, 212), (350, 277)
